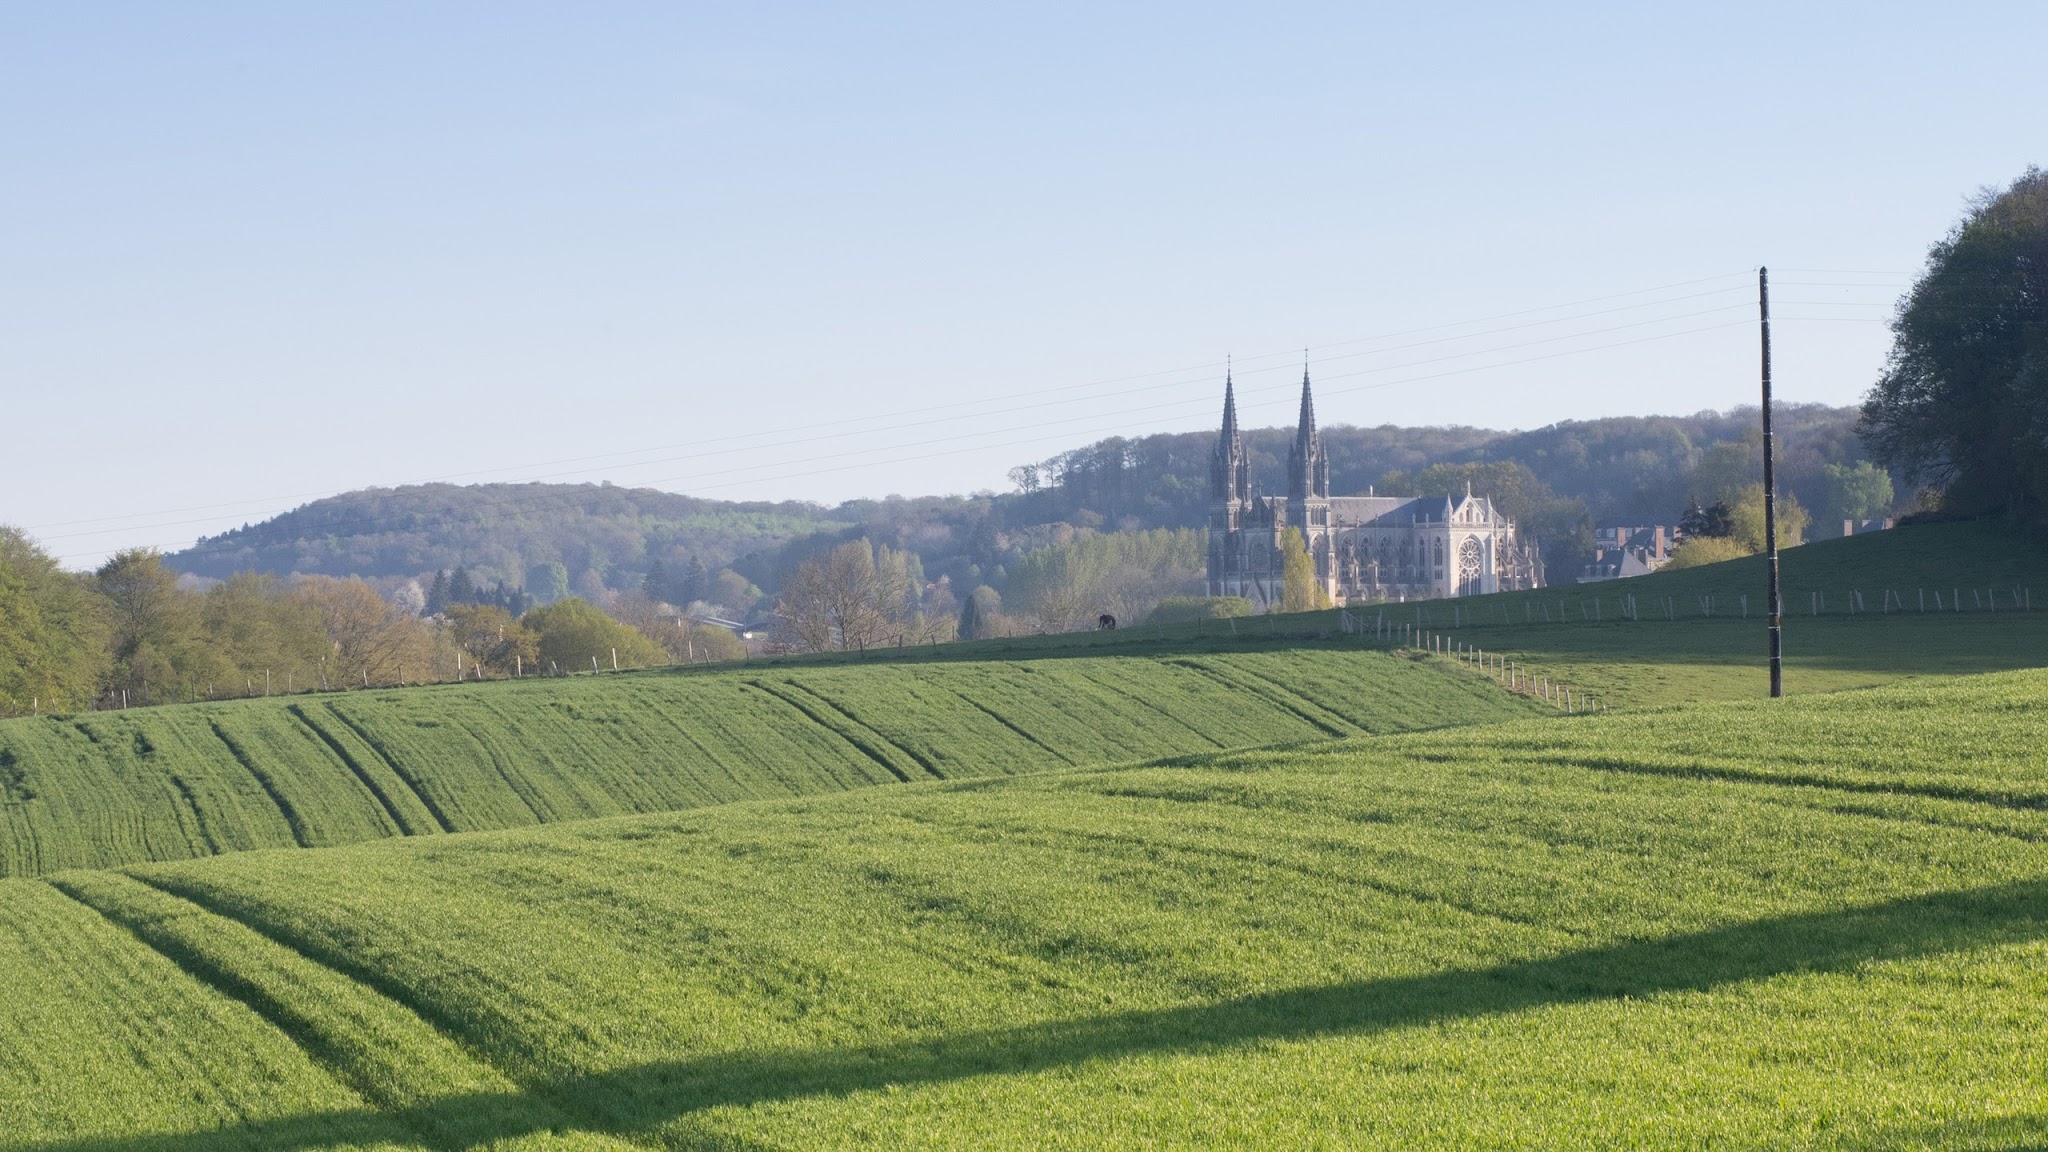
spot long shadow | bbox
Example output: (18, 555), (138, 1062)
(19, 877), (2048, 1152)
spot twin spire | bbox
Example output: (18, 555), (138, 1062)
(1212, 352), (1325, 504)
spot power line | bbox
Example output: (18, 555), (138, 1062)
(22, 271), (1762, 539)
(37, 301), (1765, 551)
(52, 314), (1761, 562)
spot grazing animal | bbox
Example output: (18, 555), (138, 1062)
(1097, 614), (1117, 631)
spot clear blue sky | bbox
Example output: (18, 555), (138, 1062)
(4, 2), (2041, 566)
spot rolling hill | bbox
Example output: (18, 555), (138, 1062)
(7, 669), (2047, 1149)
(6, 519), (2048, 1148)
(0, 649), (1537, 878)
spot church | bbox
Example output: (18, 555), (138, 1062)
(1206, 369), (1545, 606)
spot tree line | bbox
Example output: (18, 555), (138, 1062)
(0, 531), (744, 718)
(1861, 167), (2048, 521)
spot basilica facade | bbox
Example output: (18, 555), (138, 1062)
(1206, 370), (1544, 606)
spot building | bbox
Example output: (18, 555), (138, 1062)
(1206, 369), (1543, 606)
(1577, 525), (1674, 583)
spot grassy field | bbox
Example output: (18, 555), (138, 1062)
(6, 668), (2048, 1150)
(0, 649), (1535, 877)
(5, 519), (2047, 1149)
(870, 520), (2048, 710)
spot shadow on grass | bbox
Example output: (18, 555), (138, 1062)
(19, 876), (2048, 1151)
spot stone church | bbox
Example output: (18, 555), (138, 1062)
(1206, 369), (1544, 606)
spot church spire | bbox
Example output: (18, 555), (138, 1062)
(1210, 360), (1250, 506)
(1220, 357), (1241, 442)
(1288, 355), (1329, 500)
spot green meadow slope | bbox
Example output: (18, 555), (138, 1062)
(8, 670), (2048, 1150)
(882, 521), (2048, 709)
(0, 649), (1536, 877)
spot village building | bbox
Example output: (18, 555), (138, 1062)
(1206, 369), (1544, 606)
(1577, 525), (1675, 582)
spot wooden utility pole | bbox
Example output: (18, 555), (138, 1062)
(1760, 266), (1784, 697)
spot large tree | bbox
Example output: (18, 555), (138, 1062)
(0, 529), (108, 713)
(1861, 167), (2048, 516)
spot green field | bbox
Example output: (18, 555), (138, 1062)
(0, 649), (1534, 877)
(5, 520), (2048, 1149)
(7, 669), (2048, 1150)
(750, 521), (2048, 709)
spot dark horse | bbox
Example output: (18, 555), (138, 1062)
(1096, 614), (1117, 631)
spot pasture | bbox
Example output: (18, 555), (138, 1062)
(0, 649), (1534, 877)
(876, 520), (2048, 709)
(6, 669), (2048, 1149)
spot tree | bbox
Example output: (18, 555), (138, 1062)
(0, 528), (107, 714)
(425, 570), (451, 616)
(526, 562), (570, 605)
(677, 556), (708, 605)
(1661, 535), (1751, 571)
(200, 573), (328, 691)
(1678, 501), (1735, 539)
(956, 590), (985, 641)
(1823, 461), (1895, 528)
(95, 549), (212, 704)
(521, 597), (663, 671)
(293, 576), (436, 687)
(1861, 168), (2048, 516)
(1279, 530), (1332, 613)
(775, 540), (908, 652)
(1729, 484), (1808, 552)
(643, 557), (671, 606)
(443, 603), (536, 676)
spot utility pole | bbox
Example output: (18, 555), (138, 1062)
(1760, 266), (1783, 698)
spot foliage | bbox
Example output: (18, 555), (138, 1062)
(169, 481), (849, 595)
(426, 566), (532, 617)
(0, 528), (107, 714)
(95, 548), (219, 703)
(1822, 460), (1896, 528)
(604, 589), (746, 663)
(1860, 168), (2048, 516)
(1660, 534), (1752, 571)
(10, 669), (2048, 1146)
(1004, 528), (1205, 631)
(1728, 483), (1809, 552)
(777, 540), (913, 652)
(154, 405), (1878, 628)
(1278, 529), (1332, 612)
(1678, 500), (1735, 539)
(526, 560), (571, 604)
(520, 598), (664, 672)
(443, 603), (537, 677)
(1144, 595), (1254, 625)
(1009, 405), (1868, 570)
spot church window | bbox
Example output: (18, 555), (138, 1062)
(1458, 537), (1484, 596)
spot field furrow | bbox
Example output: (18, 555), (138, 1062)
(0, 650), (1539, 877)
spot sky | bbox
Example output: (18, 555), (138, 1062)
(3, 2), (2042, 567)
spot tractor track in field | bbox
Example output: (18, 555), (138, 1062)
(208, 720), (312, 849)
(780, 681), (949, 780)
(45, 874), (441, 1127)
(284, 704), (422, 837)
(319, 703), (457, 834)
(742, 679), (924, 783)
(449, 715), (548, 826)
(1481, 750), (2048, 818)
(1059, 665), (1229, 749)
(943, 685), (1079, 767)
(73, 871), (669, 1152)
(1166, 658), (1362, 738)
